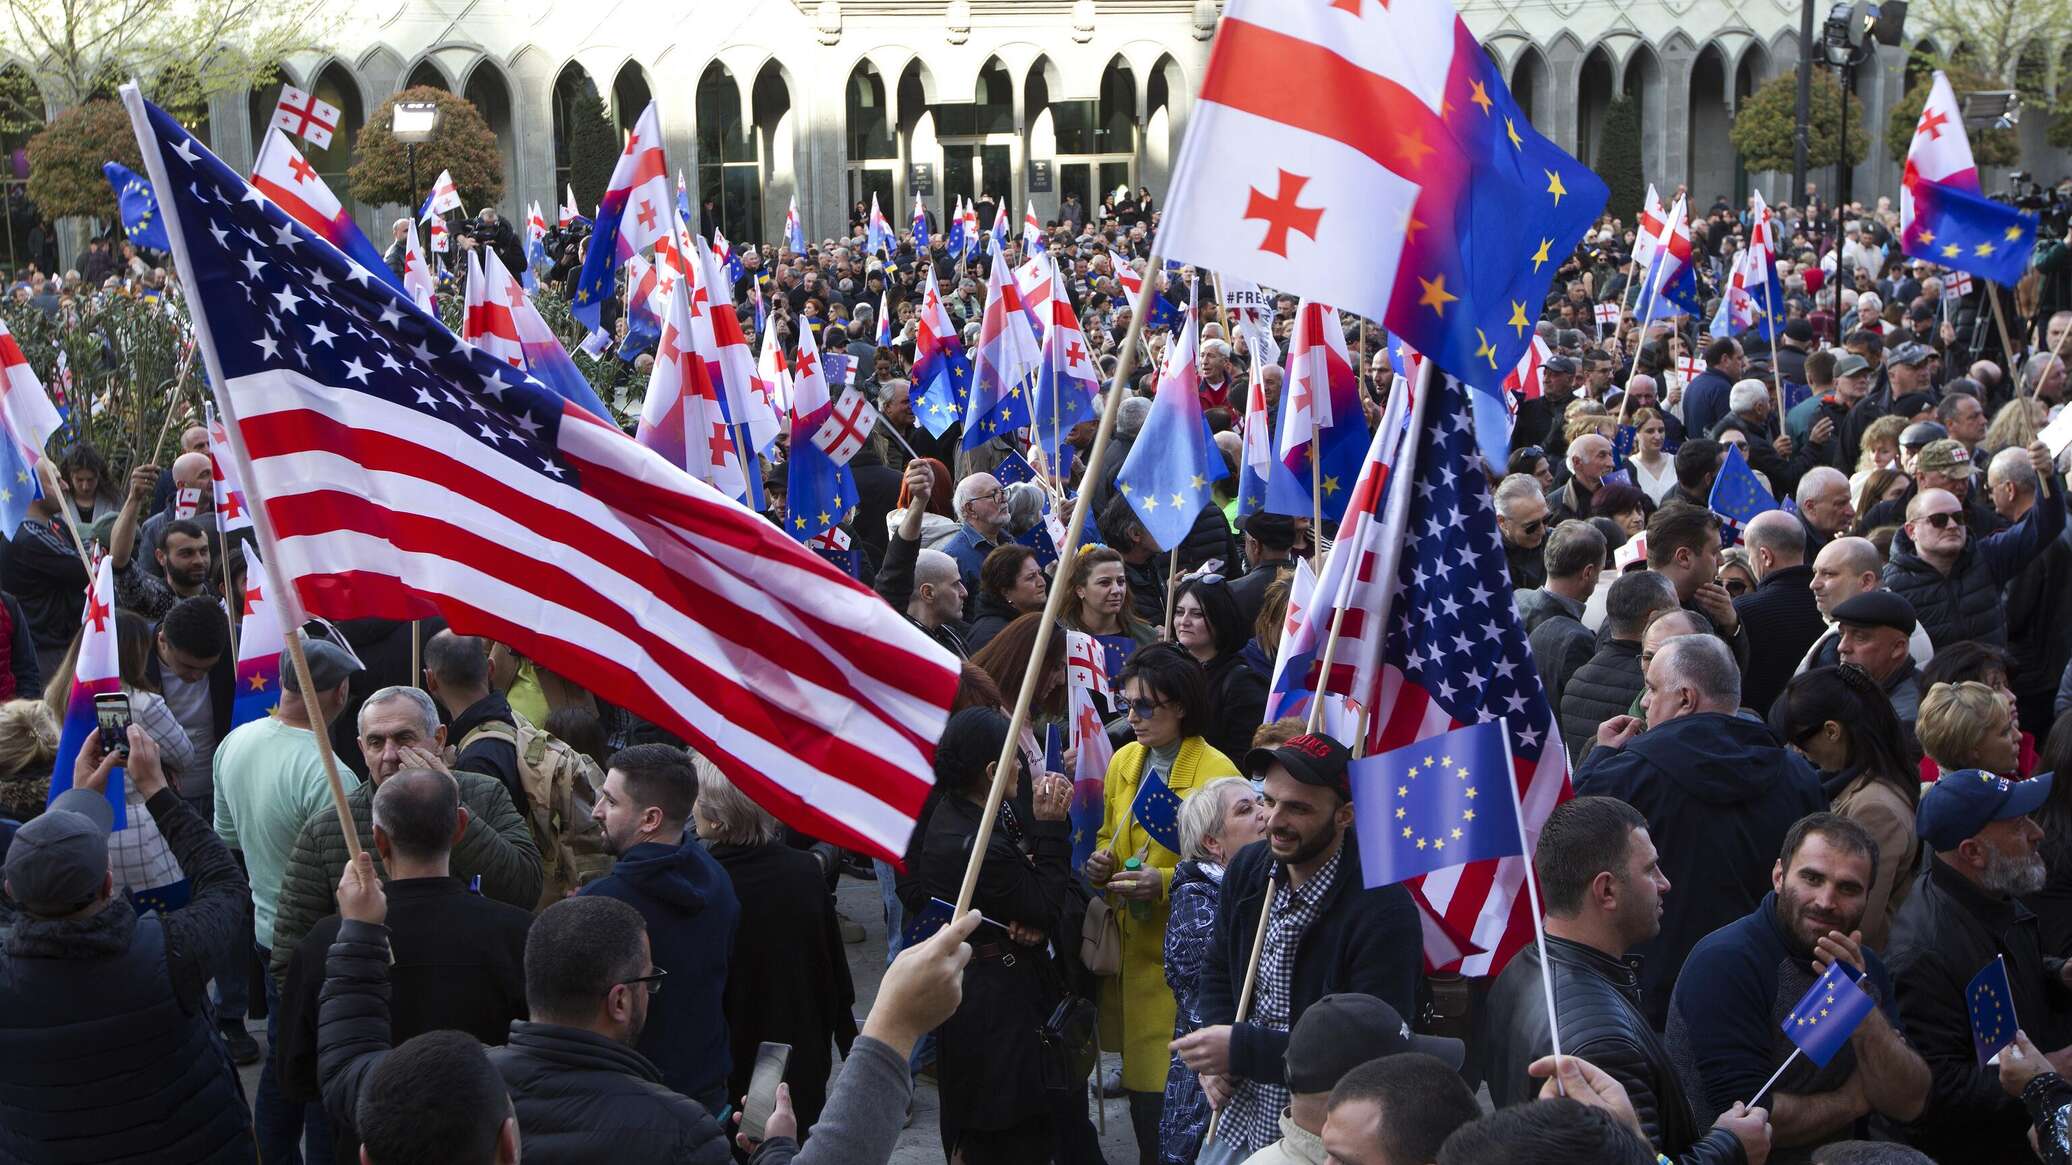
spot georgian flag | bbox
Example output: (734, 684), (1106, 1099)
(1901, 71), (1981, 238)
(811, 385), (879, 466)
(271, 83), (340, 150)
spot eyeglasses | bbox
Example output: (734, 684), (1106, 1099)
(618, 967), (669, 996)
(1515, 446), (1545, 462)
(1917, 511), (1963, 530)
(1125, 696), (1170, 719)
(977, 488), (1007, 503)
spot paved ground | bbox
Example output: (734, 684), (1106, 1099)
(234, 872), (1141, 1163)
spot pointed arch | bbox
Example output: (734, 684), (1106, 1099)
(700, 62), (760, 242)
(610, 59), (652, 136)
(1689, 42), (1733, 201)
(1511, 43), (1550, 130)
(463, 58), (517, 219)
(1578, 43), (1616, 165)
(0, 62), (48, 272)
(551, 61), (599, 202)
(404, 58), (450, 92)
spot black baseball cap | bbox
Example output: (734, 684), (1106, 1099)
(1246, 733), (1352, 800)
(1285, 994), (1465, 1091)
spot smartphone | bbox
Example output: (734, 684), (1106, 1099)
(738, 1041), (791, 1143)
(94, 691), (133, 755)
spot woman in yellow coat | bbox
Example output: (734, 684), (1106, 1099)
(1087, 643), (1240, 1164)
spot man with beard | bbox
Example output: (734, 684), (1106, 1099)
(1665, 815), (1928, 1164)
(1169, 733), (1422, 1161)
(114, 515), (212, 622)
(1886, 769), (2072, 1162)
(1485, 797), (1763, 1165)
(580, 744), (741, 1112)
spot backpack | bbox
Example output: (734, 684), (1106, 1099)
(458, 712), (610, 909)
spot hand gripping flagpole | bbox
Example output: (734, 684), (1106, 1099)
(954, 234), (1173, 917)
(1202, 860), (1280, 1148)
(121, 81), (364, 863)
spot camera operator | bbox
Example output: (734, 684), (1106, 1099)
(454, 206), (523, 276)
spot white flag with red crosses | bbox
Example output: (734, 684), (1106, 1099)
(271, 84), (340, 150)
(811, 385), (878, 466)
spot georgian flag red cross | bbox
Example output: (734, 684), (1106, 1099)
(271, 84), (341, 150)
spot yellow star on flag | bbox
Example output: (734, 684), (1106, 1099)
(1942, 243), (1961, 258)
(1418, 274), (1457, 316)
(1975, 241), (1997, 257)
(1509, 301), (1529, 337)
(1469, 79), (1494, 114)
(1504, 117), (1523, 149)
(1531, 238), (1552, 272)
(1545, 170), (1567, 205)
(1916, 228), (1935, 245)
(2007, 224), (2026, 241)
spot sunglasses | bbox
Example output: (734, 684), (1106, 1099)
(1516, 446), (1546, 461)
(1918, 511), (1963, 530)
(1722, 579), (1751, 597)
(1125, 696), (1171, 719)
(617, 967), (669, 996)
(1514, 518), (1546, 536)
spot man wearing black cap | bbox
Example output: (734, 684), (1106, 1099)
(1774, 318), (1814, 387)
(1831, 590), (1925, 727)
(1230, 511), (1299, 631)
(0, 726), (255, 1162)
(1885, 341), (1936, 403)
(1887, 769), (2072, 1162)
(1486, 797), (1762, 1164)
(1171, 733), (1422, 1161)
(1240, 993), (1463, 1165)
(213, 634), (363, 1163)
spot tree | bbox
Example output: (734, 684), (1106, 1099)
(0, 0), (329, 116)
(348, 86), (505, 211)
(1730, 72), (1868, 174)
(25, 100), (141, 219)
(564, 91), (619, 218)
(1593, 96), (1647, 223)
(1885, 68), (2020, 163)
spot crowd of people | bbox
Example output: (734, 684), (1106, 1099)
(5, 169), (2072, 1165)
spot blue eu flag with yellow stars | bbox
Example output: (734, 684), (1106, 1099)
(1903, 182), (2038, 288)
(1708, 442), (1777, 545)
(1970, 954), (2020, 1064)
(1114, 308), (1227, 551)
(1349, 721), (1522, 888)
(1783, 960), (1877, 1067)
(1129, 769), (1184, 855)
(103, 161), (170, 251)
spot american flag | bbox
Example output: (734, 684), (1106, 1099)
(122, 89), (958, 863)
(1367, 372), (1571, 974)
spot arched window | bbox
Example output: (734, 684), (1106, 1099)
(551, 63), (599, 203)
(844, 62), (895, 214)
(699, 64), (760, 242)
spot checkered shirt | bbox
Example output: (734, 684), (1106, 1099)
(1217, 843), (1346, 1155)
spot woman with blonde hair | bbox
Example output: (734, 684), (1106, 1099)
(0, 698), (59, 821)
(1916, 680), (2021, 777)
(1983, 397), (2047, 459)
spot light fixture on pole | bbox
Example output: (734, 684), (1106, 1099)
(392, 100), (442, 217)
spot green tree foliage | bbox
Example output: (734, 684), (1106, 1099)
(0, 295), (199, 473)
(1730, 72), (1868, 173)
(348, 87), (505, 210)
(25, 100), (143, 220)
(0, 0), (327, 113)
(1593, 96), (1647, 223)
(1885, 68), (2020, 164)
(564, 91), (620, 219)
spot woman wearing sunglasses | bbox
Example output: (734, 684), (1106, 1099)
(1085, 644), (1240, 1164)
(1166, 576), (1268, 766)
(1769, 665), (1921, 950)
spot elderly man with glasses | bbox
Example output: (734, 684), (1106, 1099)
(943, 472), (1010, 621)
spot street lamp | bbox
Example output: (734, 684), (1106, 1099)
(392, 100), (442, 218)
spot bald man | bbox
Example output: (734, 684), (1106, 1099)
(1792, 466), (1853, 556)
(1731, 510), (1826, 717)
(1798, 536), (1935, 674)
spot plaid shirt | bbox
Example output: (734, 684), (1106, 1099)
(1218, 843), (1346, 1155)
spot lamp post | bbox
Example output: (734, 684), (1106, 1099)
(391, 101), (442, 219)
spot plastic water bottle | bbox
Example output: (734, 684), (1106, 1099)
(1123, 856), (1152, 921)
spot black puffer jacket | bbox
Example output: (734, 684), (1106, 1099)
(319, 919), (730, 1165)
(1487, 937), (1745, 1165)
(963, 590), (1021, 655)
(1882, 495), (2064, 649)
(1560, 639), (1645, 762)
(0, 790), (254, 1163)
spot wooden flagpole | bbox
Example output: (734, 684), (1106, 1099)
(35, 460), (96, 579)
(1758, 271), (1786, 421)
(118, 81), (364, 863)
(1500, 717), (1565, 1095)
(1201, 865), (1278, 1148)
(954, 238), (1170, 916)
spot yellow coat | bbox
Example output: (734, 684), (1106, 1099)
(1095, 734), (1240, 1092)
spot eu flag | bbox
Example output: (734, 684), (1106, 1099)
(1969, 954), (2020, 1063)
(1114, 308), (1227, 550)
(1129, 769), (1184, 855)
(1903, 182), (2038, 288)
(1708, 442), (1776, 544)
(1349, 721), (1522, 888)
(103, 161), (169, 251)
(1782, 960), (1877, 1067)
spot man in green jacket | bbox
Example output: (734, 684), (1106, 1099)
(268, 684), (542, 982)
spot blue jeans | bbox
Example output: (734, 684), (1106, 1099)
(255, 945), (331, 1164)
(871, 857), (902, 966)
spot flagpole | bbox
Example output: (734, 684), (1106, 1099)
(1499, 715), (1565, 1096)
(1202, 861), (1279, 1149)
(1304, 357), (1433, 735)
(1624, 275), (1663, 389)
(34, 460), (96, 579)
(1989, 281), (2021, 392)
(1746, 1047), (1801, 1109)
(1758, 269), (1786, 420)
(120, 81), (365, 864)
(953, 234), (1172, 918)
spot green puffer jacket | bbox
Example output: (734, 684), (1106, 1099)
(267, 771), (542, 981)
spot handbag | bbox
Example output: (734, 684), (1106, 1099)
(1079, 893), (1122, 976)
(1039, 994), (1101, 1092)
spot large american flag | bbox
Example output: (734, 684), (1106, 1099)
(122, 90), (958, 863)
(1368, 372), (1571, 975)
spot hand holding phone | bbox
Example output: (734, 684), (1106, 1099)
(738, 1042), (792, 1144)
(94, 692), (133, 757)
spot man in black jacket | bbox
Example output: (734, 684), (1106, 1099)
(1227, 511), (1297, 631)
(1560, 571), (1679, 776)
(276, 769), (532, 1157)
(321, 889), (732, 1164)
(1170, 733), (1422, 1161)
(1487, 797), (1763, 1165)
(1575, 633), (1826, 1025)
(1647, 503), (1751, 671)
(0, 726), (255, 1163)
(875, 464), (969, 658)
(424, 630), (525, 812)
(1887, 768), (2072, 1162)
(1731, 510), (1827, 718)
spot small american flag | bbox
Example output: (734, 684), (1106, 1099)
(271, 83), (340, 150)
(123, 88), (958, 863)
(1368, 373), (1572, 974)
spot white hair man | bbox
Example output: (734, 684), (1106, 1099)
(1792, 466), (1853, 553)
(1495, 473), (1552, 591)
